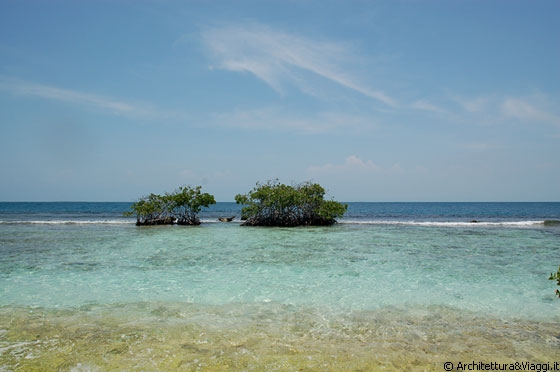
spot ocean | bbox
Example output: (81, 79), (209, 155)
(1, 202), (559, 371)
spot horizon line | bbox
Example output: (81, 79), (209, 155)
(1, 200), (559, 204)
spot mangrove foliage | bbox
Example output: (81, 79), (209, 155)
(125, 186), (216, 226)
(235, 180), (347, 227)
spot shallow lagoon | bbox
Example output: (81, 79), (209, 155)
(1, 203), (559, 370)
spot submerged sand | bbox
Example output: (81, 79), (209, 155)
(1, 302), (559, 371)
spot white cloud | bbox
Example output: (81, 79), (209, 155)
(308, 155), (379, 174)
(390, 163), (404, 172)
(200, 23), (396, 107)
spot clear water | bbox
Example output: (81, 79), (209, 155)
(1, 202), (559, 370)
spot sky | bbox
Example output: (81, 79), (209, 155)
(0, 0), (559, 202)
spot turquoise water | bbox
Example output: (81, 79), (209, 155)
(1, 202), (559, 370)
(2, 221), (559, 319)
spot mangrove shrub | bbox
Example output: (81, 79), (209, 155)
(235, 180), (347, 227)
(125, 186), (216, 226)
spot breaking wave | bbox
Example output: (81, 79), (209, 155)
(0, 219), (554, 229)
(338, 220), (547, 228)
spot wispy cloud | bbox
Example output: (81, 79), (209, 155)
(211, 107), (377, 134)
(200, 23), (396, 107)
(410, 99), (446, 114)
(0, 77), (164, 119)
(449, 94), (560, 129)
(453, 95), (494, 113)
(501, 97), (560, 127)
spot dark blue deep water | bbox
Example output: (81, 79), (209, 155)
(1, 201), (559, 224)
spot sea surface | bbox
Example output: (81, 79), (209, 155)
(1, 202), (559, 371)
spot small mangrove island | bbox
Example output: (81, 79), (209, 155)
(235, 180), (347, 227)
(124, 185), (216, 226)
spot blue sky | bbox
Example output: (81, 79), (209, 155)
(1, 1), (559, 202)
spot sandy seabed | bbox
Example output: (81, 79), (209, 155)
(1, 302), (559, 371)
